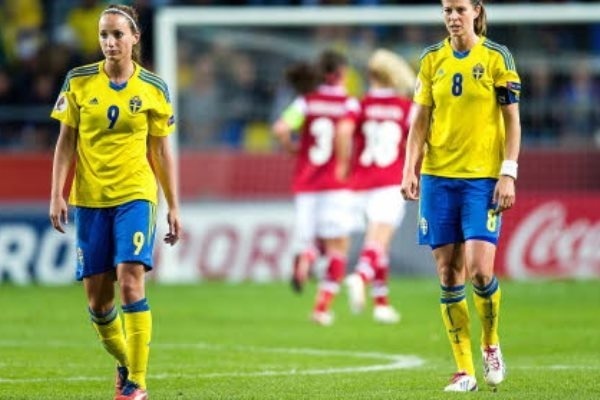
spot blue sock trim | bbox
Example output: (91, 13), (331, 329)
(440, 285), (466, 304)
(89, 306), (118, 325)
(122, 298), (150, 313)
(473, 276), (499, 298)
(440, 284), (465, 292)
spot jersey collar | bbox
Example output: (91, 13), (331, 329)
(101, 60), (140, 91)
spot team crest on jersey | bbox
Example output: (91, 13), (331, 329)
(129, 96), (142, 113)
(419, 217), (428, 235)
(472, 63), (485, 80)
(54, 95), (67, 112)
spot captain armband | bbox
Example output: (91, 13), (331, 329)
(500, 160), (518, 180)
(496, 82), (520, 105)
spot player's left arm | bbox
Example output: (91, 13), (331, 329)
(148, 89), (180, 246)
(493, 50), (522, 213)
(272, 97), (305, 154)
(149, 135), (181, 246)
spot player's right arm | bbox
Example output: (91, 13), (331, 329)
(401, 103), (431, 201)
(49, 123), (77, 233)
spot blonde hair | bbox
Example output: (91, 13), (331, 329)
(473, 0), (488, 36)
(367, 49), (416, 96)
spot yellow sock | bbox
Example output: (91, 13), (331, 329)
(440, 285), (475, 376)
(123, 299), (152, 389)
(89, 307), (128, 367)
(473, 276), (501, 347)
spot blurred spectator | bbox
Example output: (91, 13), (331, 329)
(64, 0), (107, 62)
(520, 63), (561, 145)
(179, 54), (223, 147)
(219, 53), (265, 148)
(557, 60), (600, 146)
(0, 0), (44, 64)
(0, 68), (15, 105)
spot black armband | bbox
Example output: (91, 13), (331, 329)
(496, 84), (520, 105)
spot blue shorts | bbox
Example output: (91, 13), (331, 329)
(74, 200), (157, 280)
(418, 175), (501, 248)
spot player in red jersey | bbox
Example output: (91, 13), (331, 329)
(336, 49), (416, 324)
(273, 50), (359, 325)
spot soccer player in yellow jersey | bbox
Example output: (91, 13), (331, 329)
(401, 0), (521, 392)
(49, 4), (180, 400)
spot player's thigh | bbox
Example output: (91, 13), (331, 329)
(316, 189), (354, 239)
(74, 206), (114, 280)
(349, 191), (367, 232)
(418, 175), (462, 247)
(113, 200), (157, 269)
(293, 193), (319, 249)
(364, 185), (406, 227)
(461, 178), (501, 245)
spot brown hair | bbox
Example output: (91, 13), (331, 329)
(103, 4), (142, 63)
(473, 0), (487, 36)
(285, 61), (320, 94)
(316, 49), (347, 85)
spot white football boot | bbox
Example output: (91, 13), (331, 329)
(482, 345), (506, 387)
(311, 310), (334, 326)
(444, 371), (478, 392)
(373, 305), (401, 324)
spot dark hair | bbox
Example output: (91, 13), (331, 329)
(285, 61), (319, 94)
(316, 49), (347, 85)
(103, 4), (142, 63)
(473, 0), (487, 36)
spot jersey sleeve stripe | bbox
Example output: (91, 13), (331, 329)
(483, 40), (516, 71)
(419, 40), (445, 61)
(60, 64), (100, 92)
(139, 70), (170, 102)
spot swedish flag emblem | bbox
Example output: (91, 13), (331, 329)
(129, 96), (142, 113)
(472, 63), (484, 80)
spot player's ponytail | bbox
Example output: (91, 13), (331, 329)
(103, 4), (143, 64)
(473, 0), (488, 36)
(317, 49), (347, 86)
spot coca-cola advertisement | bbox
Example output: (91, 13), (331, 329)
(497, 193), (600, 279)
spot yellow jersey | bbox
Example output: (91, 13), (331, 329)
(51, 61), (175, 207)
(414, 36), (520, 178)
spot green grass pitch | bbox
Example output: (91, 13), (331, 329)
(1, 279), (599, 399)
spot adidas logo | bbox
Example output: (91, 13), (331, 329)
(89, 97), (99, 105)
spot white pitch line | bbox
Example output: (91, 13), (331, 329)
(512, 365), (600, 370)
(0, 342), (424, 383)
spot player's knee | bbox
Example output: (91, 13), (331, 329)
(469, 270), (494, 287)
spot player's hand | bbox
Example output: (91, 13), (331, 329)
(493, 176), (516, 214)
(49, 197), (69, 233)
(400, 173), (420, 201)
(164, 208), (181, 246)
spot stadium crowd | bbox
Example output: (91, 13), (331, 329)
(1, 0), (599, 151)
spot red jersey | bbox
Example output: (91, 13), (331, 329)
(291, 85), (359, 193)
(349, 88), (413, 191)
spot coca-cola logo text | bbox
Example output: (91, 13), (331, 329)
(506, 202), (600, 278)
